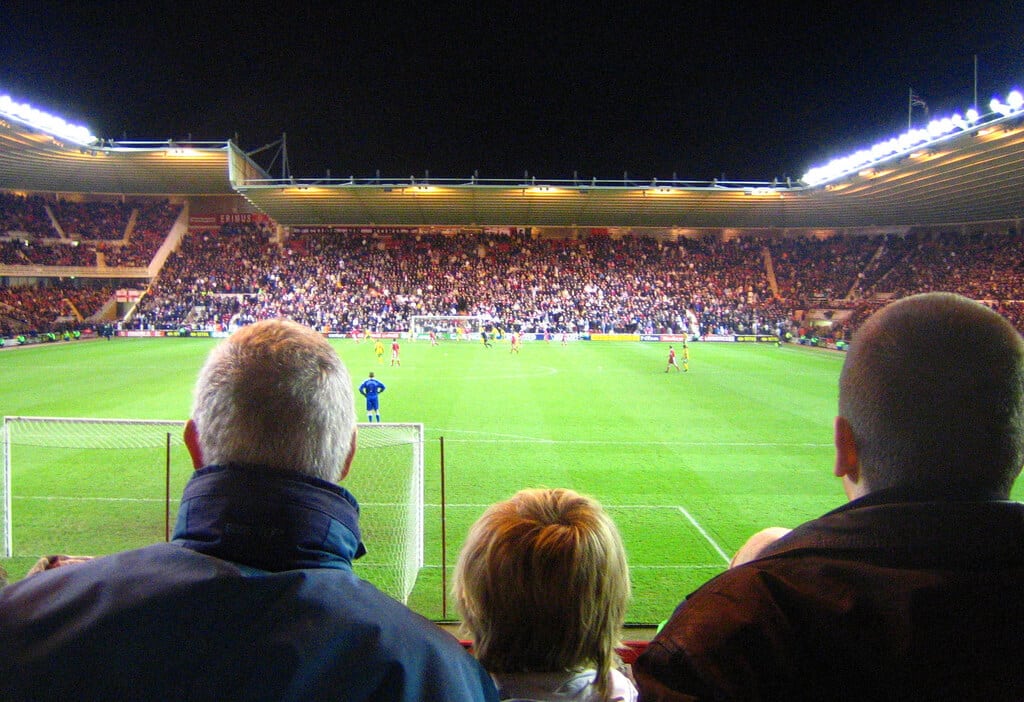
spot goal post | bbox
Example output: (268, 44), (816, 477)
(1, 417), (425, 604)
(409, 315), (489, 340)
(341, 422), (425, 603)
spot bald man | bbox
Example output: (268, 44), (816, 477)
(637, 293), (1024, 701)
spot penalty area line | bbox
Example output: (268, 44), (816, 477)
(433, 436), (831, 448)
(677, 505), (731, 565)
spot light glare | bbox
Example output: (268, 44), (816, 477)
(803, 88), (1024, 186)
(0, 92), (97, 145)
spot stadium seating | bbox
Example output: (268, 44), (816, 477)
(4, 189), (1024, 345)
(129, 227), (793, 337)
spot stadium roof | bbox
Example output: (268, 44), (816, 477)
(3, 105), (1024, 231)
(232, 107), (1024, 230)
(0, 117), (243, 196)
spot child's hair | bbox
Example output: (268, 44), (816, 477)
(452, 488), (631, 698)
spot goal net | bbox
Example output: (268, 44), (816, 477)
(409, 315), (488, 340)
(340, 422), (424, 603)
(1, 417), (425, 604)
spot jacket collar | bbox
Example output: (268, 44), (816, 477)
(172, 464), (367, 571)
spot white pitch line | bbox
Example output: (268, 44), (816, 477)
(14, 499), (731, 570)
(419, 563), (724, 570)
(677, 505), (731, 565)
(433, 428), (557, 442)
(13, 495), (166, 503)
(432, 436), (830, 447)
(12, 498), (702, 510)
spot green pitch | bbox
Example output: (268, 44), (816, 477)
(2, 336), (867, 624)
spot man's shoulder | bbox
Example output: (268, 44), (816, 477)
(0, 548), (497, 701)
(648, 497), (1024, 652)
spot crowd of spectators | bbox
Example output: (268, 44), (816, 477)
(770, 235), (879, 303)
(129, 227), (792, 337)
(128, 222), (276, 330)
(0, 240), (96, 266)
(51, 200), (130, 240)
(0, 195), (180, 270)
(125, 225), (1024, 342)
(100, 200), (181, 267)
(877, 231), (1024, 300)
(0, 192), (53, 238)
(6, 191), (1024, 344)
(0, 281), (114, 337)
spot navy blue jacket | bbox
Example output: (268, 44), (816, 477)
(0, 464), (498, 702)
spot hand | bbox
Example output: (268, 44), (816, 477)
(729, 527), (791, 568)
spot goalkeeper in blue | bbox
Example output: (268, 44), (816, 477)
(359, 372), (386, 422)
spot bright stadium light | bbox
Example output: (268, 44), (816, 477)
(0, 93), (97, 145)
(802, 87), (1024, 186)
(989, 90), (1023, 117)
(991, 97), (1010, 116)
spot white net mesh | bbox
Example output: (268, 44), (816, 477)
(2, 417), (425, 603)
(341, 422), (425, 603)
(5, 416), (187, 450)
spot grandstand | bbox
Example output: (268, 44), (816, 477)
(4, 86), (1024, 344)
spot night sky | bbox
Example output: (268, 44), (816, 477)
(3, 2), (1024, 182)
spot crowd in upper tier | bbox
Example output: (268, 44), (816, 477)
(0, 194), (181, 269)
(4, 191), (1024, 340)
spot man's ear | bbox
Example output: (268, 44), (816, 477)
(833, 416), (859, 478)
(183, 419), (204, 470)
(339, 430), (357, 481)
(834, 416), (866, 499)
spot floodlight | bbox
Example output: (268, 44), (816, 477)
(802, 85), (1024, 186)
(0, 93), (97, 144)
(991, 97), (1010, 116)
